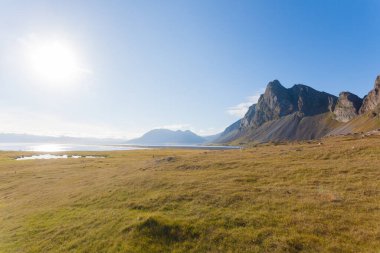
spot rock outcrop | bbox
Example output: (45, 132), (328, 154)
(240, 104), (256, 128)
(333, 92), (363, 122)
(360, 75), (380, 114)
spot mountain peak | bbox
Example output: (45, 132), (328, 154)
(126, 129), (205, 145)
(360, 75), (380, 114)
(216, 80), (338, 143)
(291, 84), (317, 92)
(249, 80), (336, 128)
(375, 75), (380, 88)
(264, 80), (287, 95)
(266, 79), (283, 89)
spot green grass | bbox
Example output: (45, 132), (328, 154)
(0, 135), (380, 252)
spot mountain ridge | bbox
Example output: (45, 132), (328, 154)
(215, 75), (380, 144)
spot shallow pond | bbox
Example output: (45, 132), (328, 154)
(16, 154), (105, 160)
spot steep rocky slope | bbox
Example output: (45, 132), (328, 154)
(360, 75), (380, 114)
(216, 80), (339, 143)
(233, 112), (341, 143)
(216, 119), (242, 144)
(216, 75), (380, 144)
(243, 80), (337, 128)
(333, 92), (363, 122)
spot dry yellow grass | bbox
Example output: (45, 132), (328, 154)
(0, 134), (379, 252)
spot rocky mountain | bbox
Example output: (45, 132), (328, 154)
(126, 129), (206, 145)
(215, 75), (380, 144)
(239, 80), (337, 129)
(333, 92), (363, 122)
(216, 119), (241, 143)
(359, 75), (380, 114)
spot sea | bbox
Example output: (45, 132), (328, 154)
(0, 143), (142, 152)
(0, 143), (240, 152)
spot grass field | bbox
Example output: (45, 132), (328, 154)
(0, 135), (380, 252)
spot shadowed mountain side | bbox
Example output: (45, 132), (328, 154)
(223, 113), (342, 144)
(241, 80), (337, 129)
(215, 80), (338, 144)
(242, 113), (338, 143)
(215, 119), (241, 144)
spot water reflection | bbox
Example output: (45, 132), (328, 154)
(30, 144), (65, 152)
(0, 143), (143, 152)
(16, 154), (105, 160)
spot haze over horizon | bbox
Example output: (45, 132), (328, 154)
(1, 0), (379, 139)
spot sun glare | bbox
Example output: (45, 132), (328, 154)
(27, 40), (84, 86)
(29, 144), (65, 152)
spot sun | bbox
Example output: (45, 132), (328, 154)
(27, 40), (84, 85)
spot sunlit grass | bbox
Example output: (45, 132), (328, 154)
(0, 135), (379, 252)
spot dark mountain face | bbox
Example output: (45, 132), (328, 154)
(242, 80), (337, 129)
(251, 80), (293, 127)
(215, 75), (380, 144)
(126, 129), (206, 145)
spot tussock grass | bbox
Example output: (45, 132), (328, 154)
(0, 136), (379, 252)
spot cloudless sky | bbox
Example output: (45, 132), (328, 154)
(0, 0), (379, 138)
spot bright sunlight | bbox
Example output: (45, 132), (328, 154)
(27, 39), (83, 86)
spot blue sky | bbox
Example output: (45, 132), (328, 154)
(0, 0), (379, 138)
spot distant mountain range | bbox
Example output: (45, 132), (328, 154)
(0, 130), (220, 147)
(0, 133), (127, 145)
(0, 131), (220, 147)
(126, 129), (213, 145)
(215, 75), (380, 144)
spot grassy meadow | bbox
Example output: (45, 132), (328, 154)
(0, 135), (380, 253)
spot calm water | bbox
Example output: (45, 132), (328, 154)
(1, 143), (240, 160)
(0, 143), (239, 152)
(16, 154), (106, 160)
(0, 143), (143, 152)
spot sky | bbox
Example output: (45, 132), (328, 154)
(0, 0), (379, 139)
